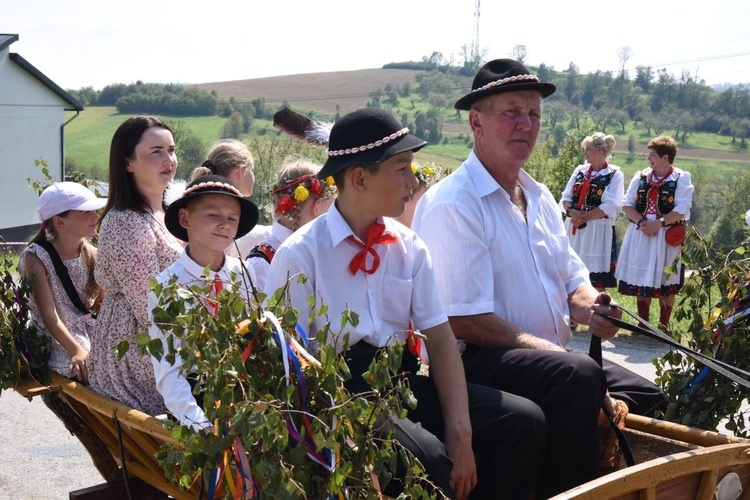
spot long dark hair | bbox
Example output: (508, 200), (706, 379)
(102, 115), (172, 218)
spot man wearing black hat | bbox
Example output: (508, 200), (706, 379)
(265, 107), (547, 499)
(414, 59), (668, 497)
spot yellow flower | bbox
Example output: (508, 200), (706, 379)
(293, 185), (310, 202)
(422, 166), (435, 176)
(411, 163), (419, 174)
(325, 176), (335, 186)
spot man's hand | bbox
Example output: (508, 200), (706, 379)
(589, 292), (621, 339)
(444, 426), (477, 500)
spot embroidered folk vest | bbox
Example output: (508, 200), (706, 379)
(634, 173), (680, 216)
(572, 171), (613, 208)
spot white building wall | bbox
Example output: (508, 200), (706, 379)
(0, 49), (69, 235)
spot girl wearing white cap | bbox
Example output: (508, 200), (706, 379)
(19, 182), (107, 383)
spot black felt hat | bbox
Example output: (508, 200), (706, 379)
(454, 58), (556, 110)
(165, 175), (259, 242)
(318, 108), (427, 178)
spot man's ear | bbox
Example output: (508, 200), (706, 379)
(468, 108), (483, 136)
(178, 207), (191, 231)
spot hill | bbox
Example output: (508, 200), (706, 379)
(192, 68), (422, 116)
(191, 68), (750, 164)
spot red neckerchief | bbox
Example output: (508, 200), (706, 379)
(572, 165), (605, 234)
(347, 222), (398, 275)
(647, 166), (674, 215)
(206, 275), (224, 318)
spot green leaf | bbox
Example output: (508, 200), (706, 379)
(115, 340), (130, 360)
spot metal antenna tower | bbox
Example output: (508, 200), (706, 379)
(471, 0), (481, 62)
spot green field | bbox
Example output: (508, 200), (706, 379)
(65, 105), (750, 192)
(65, 107), (230, 180)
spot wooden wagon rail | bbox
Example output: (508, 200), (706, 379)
(14, 372), (750, 499)
(14, 372), (198, 500)
(554, 415), (750, 499)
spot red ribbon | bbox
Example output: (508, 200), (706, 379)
(206, 275), (224, 318)
(347, 222), (398, 275)
(647, 167), (674, 215)
(571, 166), (594, 235)
(407, 320), (423, 361)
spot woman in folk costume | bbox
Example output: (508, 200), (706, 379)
(245, 157), (336, 289)
(616, 135), (694, 328)
(561, 132), (624, 291)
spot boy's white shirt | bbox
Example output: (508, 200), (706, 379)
(263, 201), (447, 351)
(148, 251), (256, 430)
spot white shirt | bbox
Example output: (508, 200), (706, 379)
(560, 163), (625, 221)
(264, 202), (448, 350)
(413, 151), (589, 347)
(149, 251), (256, 430)
(246, 220), (294, 291)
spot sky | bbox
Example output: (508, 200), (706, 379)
(4, 0), (750, 91)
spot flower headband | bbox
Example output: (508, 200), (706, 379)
(272, 174), (337, 220)
(411, 161), (446, 186)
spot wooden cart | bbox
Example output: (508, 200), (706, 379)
(15, 373), (750, 499)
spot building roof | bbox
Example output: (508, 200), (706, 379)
(1, 33), (83, 111)
(0, 33), (19, 52)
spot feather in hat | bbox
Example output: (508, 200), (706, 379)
(164, 179), (187, 206)
(273, 107), (332, 146)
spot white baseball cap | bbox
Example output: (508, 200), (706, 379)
(37, 182), (108, 222)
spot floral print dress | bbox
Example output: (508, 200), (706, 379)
(18, 243), (95, 375)
(88, 209), (182, 415)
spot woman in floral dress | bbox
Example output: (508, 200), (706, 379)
(88, 116), (183, 415)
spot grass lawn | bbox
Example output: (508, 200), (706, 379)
(65, 107), (230, 181)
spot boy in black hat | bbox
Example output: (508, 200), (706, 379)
(265, 108), (546, 499)
(149, 174), (259, 430)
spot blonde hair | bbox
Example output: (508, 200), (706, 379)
(28, 216), (103, 313)
(582, 132), (616, 159)
(190, 139), (253, 181)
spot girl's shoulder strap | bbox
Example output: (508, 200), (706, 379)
(37, 240), (91, 316)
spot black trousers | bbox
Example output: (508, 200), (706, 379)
(601, 357), (669, 416)
(461, 345), (607, 498)
(346, 342), (547, 500)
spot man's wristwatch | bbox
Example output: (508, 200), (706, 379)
(659, 217), (666, 227)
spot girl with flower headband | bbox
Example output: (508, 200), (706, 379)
(246, 157), (336, 289)
(395, 161), (445, 228)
